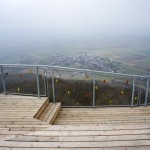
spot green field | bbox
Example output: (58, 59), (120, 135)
(0, 35), (150, 75)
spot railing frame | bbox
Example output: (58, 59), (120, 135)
(0, 64), (149, 107)
(145, 78), (150, 106)
(131, 77), (135, 107)
(51, 69), (55, 103)
(36, 66), (40, 98)
(93, 72), (96, 108)
(0, 66), (6, 95)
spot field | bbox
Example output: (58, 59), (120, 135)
(0, 35), (150, 75)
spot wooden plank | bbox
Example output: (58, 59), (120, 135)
(7, 134), (150, 142)
(57, 113), (150, 116)
(0, 125), (50, 128)
(57, 111), (150, 115)
(0, 100), (45, 103)
(41, 124), (150, 131)
(0, 119), (42, 122)
(42, 104), (54, 122)
(0, 140), (150, 148)
(0, 131), (30, 135)
(0, 105), (43, 107)
(56, 111), (150, 115)
(54, 116), (150, 120)
(0, 95), (46, 99)
(1, 146), (150, 150)
(38, 104), (51, 121)
(56, 113), (150, 116)
(0, 104), (43, 106)
(0, 135), (16, 141)
(47, 103), (61, 124)
(0, 128), (9, 131)
(54, 118), (150, 122)
(0, 110), (39, 112)
(54, 120), (150, 125)
(0, 121), (48, 125)
(58, 111), (150, 114)
(27, 129), (150, 136)
(53, 119), (150, 123)
(60, 107), (150, 110)
(54, 122), (150, 125)
(2, 125), (149, 132)
(9, 127), (49, 131)
(0, 135), (11, 140)
(33, 99), (49, 119)
(59, 108), (150, 111)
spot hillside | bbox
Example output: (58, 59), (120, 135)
(0, 35), (150, 75)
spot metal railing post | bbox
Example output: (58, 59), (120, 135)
(43, 69), (46, 96)
(145, 78), (149, 106)
(0, 66), (6, 95)
(137, 79), (141, 106)
(131, 77), (135, 107)
(46, 68), (50, 98)
(52, 69), (55, 103)
(36, 67), (40, 98)
(93, 72), (96, 109)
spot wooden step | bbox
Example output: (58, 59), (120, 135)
(34, 101), (61, 124)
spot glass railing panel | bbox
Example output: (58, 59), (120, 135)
(53, 69), (93, 106)
(3, 66), (37, 95)
(95, 74), (133, 106)
(0, 74), (2, 93)
(148, 83), (150, 104)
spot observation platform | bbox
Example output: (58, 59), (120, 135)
(0, 94), (150, 149)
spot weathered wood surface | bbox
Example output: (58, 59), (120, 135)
(0, 94), (50, 140)
(34, 101), (61, 124)
(1, 147), (150, 150)
(54, 107), (150, 125)
(0, 94), (150, 150)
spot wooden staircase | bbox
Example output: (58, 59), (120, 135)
(34, 99), (61, 124)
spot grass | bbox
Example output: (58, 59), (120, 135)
(120, 66), (149, 75)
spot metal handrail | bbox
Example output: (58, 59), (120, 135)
(0, 64), (149, 78)
(0, 64), (149, 107)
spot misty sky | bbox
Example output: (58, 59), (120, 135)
(0, 0), (150, 39)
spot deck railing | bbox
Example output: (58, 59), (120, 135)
(0, 64), (149, 107)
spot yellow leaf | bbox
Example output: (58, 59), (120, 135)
(29, 69), (33, 74)
(135, 97), (138, 101)
(17, 88), (20, 92)
(55, 79), (58, 83)
(121, 91), (124, 94)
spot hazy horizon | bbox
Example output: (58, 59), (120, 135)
(0, 0), (150, 41)
(0, 0), (150, 73)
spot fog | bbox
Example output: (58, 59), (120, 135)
(0, 0), (150, 40)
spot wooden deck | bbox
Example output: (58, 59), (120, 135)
(54, 107), (150, 125)
(0, 94), (150, 149)
(0, 95), (50, 140)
